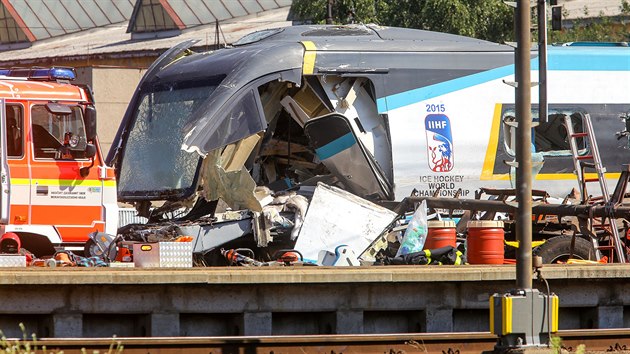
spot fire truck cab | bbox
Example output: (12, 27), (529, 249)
(0, 67), (117, 257)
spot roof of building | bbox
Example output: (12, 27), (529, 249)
(0, 0), (624, 66)
(0, 0), (135, 46)
(0, 6), (292, 65)
(128, 0), (291, 34)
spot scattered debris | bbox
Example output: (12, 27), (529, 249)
(294, 183), (397, 264)
(374, 246), (465, 266)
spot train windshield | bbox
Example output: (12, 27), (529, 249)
(118, 81), (219, 199)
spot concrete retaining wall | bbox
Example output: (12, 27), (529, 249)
(0, 265), (628, 338)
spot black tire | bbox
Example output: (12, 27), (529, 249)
(533, 235), (595, 264)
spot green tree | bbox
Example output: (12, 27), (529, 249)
(548, 2), (630, 43)
(470, 0), (514, 43)
(291, 0), (630, 44)
(290, 0), (514, 42)
(291, 0), (383, 25)
(419, 0), (474, 37)
(377, 0), (426, 29)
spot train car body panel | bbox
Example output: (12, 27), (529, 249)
(108, 25), (630, 218)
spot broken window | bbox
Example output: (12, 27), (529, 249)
(118, 82), (218, 199)
(250, 75), (393, 199)
(502, 110), (587, 157)
(199, 88), (267, 154)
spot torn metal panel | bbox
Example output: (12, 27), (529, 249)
(294, 183), (397, 264)
(201, 133), (264, 212)
(318, 246), (361, 266)
(221, 133), (262, 172)
(263, 192), (308, 241)
(287, 83), (331, 120)
(180, 44), (304, 155)
(260, 80), (291, 125)
(280, 96), (310, 127)
(113, 41), (302, 204)
(113, 25), (516, 212)
(319, 76), (393, 182)
(304, 113), (393, 200)
(252, 211), (272, 247)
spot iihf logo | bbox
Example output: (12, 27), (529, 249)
(425, 114), (454, 172)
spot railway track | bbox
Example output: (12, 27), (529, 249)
(19, 329), (630, 353)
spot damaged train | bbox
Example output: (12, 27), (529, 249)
(106, 24), (630, 264)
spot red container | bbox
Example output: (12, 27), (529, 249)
(466, 220), (504, 264)
(423, 220), (456, 250)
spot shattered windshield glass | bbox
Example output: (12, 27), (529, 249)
(118, 82), (219, 199)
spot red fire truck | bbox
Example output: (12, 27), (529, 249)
(0, 67), (117, 257)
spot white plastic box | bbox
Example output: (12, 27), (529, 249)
(133, 242), (193, 268)
(0, 255), (26, 267)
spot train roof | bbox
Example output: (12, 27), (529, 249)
(232, 24), (513, 52)
(136, 25), (518, 157)
(132, 25), (630, 159)
(143, 25), (514, 92)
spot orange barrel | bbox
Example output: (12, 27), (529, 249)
(423, 220), (456, 250)
(466, 220), (505, 264)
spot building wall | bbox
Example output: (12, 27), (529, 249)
(75, 67), (147, 157)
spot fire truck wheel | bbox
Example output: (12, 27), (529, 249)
(533, 235), (596, 264)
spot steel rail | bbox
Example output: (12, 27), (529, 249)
(18, 329), (630, 354)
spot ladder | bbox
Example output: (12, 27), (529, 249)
(564, 113), (626, 262)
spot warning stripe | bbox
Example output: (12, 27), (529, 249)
(10, 178), (115, 187)
(301, 41), (317, 75)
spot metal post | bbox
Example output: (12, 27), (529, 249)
(515, 0), (533, 290)
(215, 20), (220, 48)
(538, 0), (548, 123)
(326, 0), (334, 24)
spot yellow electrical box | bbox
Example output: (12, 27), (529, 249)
(490, 289), (558, 347)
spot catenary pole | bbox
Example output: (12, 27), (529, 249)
(326, 0), (333, 24)
(515, 0), (533, 290)
(538, 0), (548, 124)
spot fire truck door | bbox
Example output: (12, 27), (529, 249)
(29, 104), (101, 243)
(0, 98), (10, 225)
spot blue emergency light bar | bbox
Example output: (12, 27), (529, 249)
(0, 67), (76, 81)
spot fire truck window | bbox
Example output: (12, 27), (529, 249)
(5, 105), (23, 157)
(31, 105), (87, 159)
